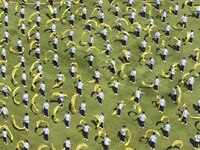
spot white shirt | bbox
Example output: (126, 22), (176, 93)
(164, 123), (171, 132)
(149, 18), (154, 25)
(70, 14), (75, 21)
(175, 4), (179, 11)
(53, 37), (58, 44)
(4, 31), (8, 38)
(150, 58), (154, 65)
(95, 71), (101, 78)
(121, 128), (126, 136)
(102, 29), (107, 35)
(38, 65), (42, 72)
(65, 140), (71, 148)
(163, 11), (167, 17)
(53, 7), (57, 14)
(35, 32), (40, 39)
(2, 131), (7, 138)
(188, 77), (194, 85)
(135, 90), (142, 98)
(43, 102), (49, 109)
(106, 43), (112, 50)
(181, 15), (187, 22)
(18, 40), (22, 47)
(139, 113), (146, 121)
(155, 31), (160, 38)
(23, 115), (29, 123)
(99, 114), (104, 123)
(1, 48), (6, 56)
(20, 8), (25, 14)
(71, 46), (76, 53)
(21, 23), (26, 30)
(142, 6), (146, 12)
(4, 15), (8, 23)
(154, 78), (160, 86)
(64, 113), (71, 121)
(170, 67), (175, 74)
(51, 24), (56, 32)
(162, 48), (168, 55)
(131, 12), (136, 19)
(159, 98), (165, 106)
(57, 73), (63, 81)
(104, 137), (111, 145)
(98, 92), (104, 99)
(78, 81), (83, 89)
(40, 83), (45, 90)
(71, 66), (76, 73)
(80, 102), (86, 110)
(142, 40), (147, 48)
(53, 54), (58, 61)
(114, 81), (120, 88)
(118, 103), (123, 110)
(21, 56), (25, 62)
(115, 6), (120, 12)
(183, 109), (190, 118)
(22, 73), (26, 80)
(82, 7), (87, 14)
(1, 107), (8, 114)
(166, 24), (171, 31)
(43, 128), (49, 135)
(150, 135), (157, 143)
(195, 134), (200, 142)
(83, 125), (90, 132)
(35, 47), (40, 53)
(181, 59), (187, 66)
(110, 60), (115, 68)
(37, 16), (41, 22)
(23, 93), (28, 101)
(69, 30), (73, 36)
(24, 142), (29, 149)
(1, 66), (6, 73)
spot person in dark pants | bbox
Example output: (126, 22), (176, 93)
(149, 132), (157, 150)
(23, 113), (29, 130)
(43, 100), (49, 118)
(194, 132), (200, 149)
(80, 101), (86, 118)
(23, 90), (29, 107)
(120, 125), (127, 143)
(138, 111), (146, 128)
(181, 107), (190, 125)
(64, 111), (71, 128)
(172, 86), (178, 104)
(43, 126), (49, 142)
(2, 128), (7, 145)
(163, 122), (171, 139)
(83, 124), (90, 141)
(103, 135), (111, 150)
(65, 137), (71, 150)
(23, 140), (29, 150)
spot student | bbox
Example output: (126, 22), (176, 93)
(64, 111), (71, 128)
(70, 45), (76, 60)
(77, 79), (84, 97)
(165, 23), (171, 37)
(36, 14), (41, 28)
(23, 140), (29, 150)
(57, 72), (63, 83)
(97, 0), (103, 9)
(120, 125), (127, 143)
(149, 132), (157, 150)
(80, 100), (86, 118)
(35, 45), (40, 60)
(188, 76), (194, 92)
(1, 64), (6, 80)
(86, 18), (92, 32)
(21, 21), (26, 36)
(138, 111), (146, 128)
(117, 102), (124, 117)
(97, 90), (104, 105)
(68, 28), (74, 41)
(176, 38), (182, 53)
(37, 63), (43, 78)
(99, 10), (104, 23)
(53, 52), (59, 69)
(181, 14), (187, 29)
(110, 58), (116, 74)
(35, 30), (40, 42)
(149, 57), (154, 71)
(82, 6), (87, 21)
(129, 68), (136, 83)
(4, 30), (9, 45)
(4, 14), (8, 29)
(154, 76), (160, 92)
(162, 47), (168, 62)
(156, 0), (160, 10)
(20, 6), (25, 19)
(39, 81), (46, 98)
(105, 41), (112, 57)
(2, 128), (7, 145)
(180, 57), (187, 72)
(162, 10), (167, 23)
(130, 9), (136, 24)
(141, 40), (147, 52)
(155, 30), (160, 46)
(23, 113), (29, 130)
(122, 33), (128, 47)
(69, 13), (75, 27)
(88, 53), (94, 68)
(4, 1), (8, 14)
(101, 27), (107, 41)
(70, 64), (76, 78)
(21, 71), (27, 87)
(2, 85), (8, 99)
(141, 4), (146, 19)
(53, 35), (58, 51)
(1, 105), (8, 122)
(189, 30), (194, 44)
(194, 132), (200, 149)
(23, 90), (29, 107)
(21, 54), (26, 68)
(51, 22), (56, 32)
(43, 126), (49, 142)
(94, 69), (102, 84)
(135, 25), (141, 38)
(17, 38), (22, 52)
(99, 113), (104, 129)
(159, 96), (165, 113)
(115, 4), (120, 17)
(65, 137), (71, 150)
(135, 88), (144, 104)
(163, 122), (171, 139)
(128, 0), (134, 6)
(103, 135), (111, 150)
(169, 66), (175, 81)
(53, 7), (57, 18)
(197, 7), (200, 20)
(188, 0), (193, 7)
(43, 100), (49, 118)
(174, 3), (179, 16)
(113, 80), (123, 95)
(172, 86), (178, 104)
(149, 17), (154, 26)
(89, 35), (94, 47)
(182, 107), (190, 125)
(83, 123), (90, 141)
(1, 46), (7, 62)
(117, 19), (122, 31)
(36, 0), (40, 12)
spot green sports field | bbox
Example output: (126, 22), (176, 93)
(0, 0), (200, 149)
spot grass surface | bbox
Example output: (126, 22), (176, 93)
(0, 0), (200, 150)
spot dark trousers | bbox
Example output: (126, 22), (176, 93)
(2, 55), (6, 61)
(170, 74), (174, 80)
(130, 18), (134, 24)
(174, 10), (178, 16)
(40, 89), (45, 97)
(150, 141), (155, 148)
(120, 134), (125, 142)
(188, 84), (193, 91)
(37, 21), (40, 27)
(180, 65), (185, 72)
(65, 120), (69, 127)
(164, 130), (169, 137)
(114, 87), (118, 94)
(154, 85), (158, 91)
(83, 131), (88, 139)
(53, 60), (58, 68)
(23, 100), (28, 106)
(5, 37), (8, 44)
(82, 14), (86, 20)
(70, 52), (75, 59)
(17, 46), (22, 52)
(149, 64), (153, 70)
(156, 4), (160, 10)
(182, 117), (187, 124)
(24, 122), (29, 129)
(166, 31), (170, 37)
(81, 110), (85, 117)
(102, 34), (107, 41)
(155, 38), (159, 45)
(78, 88), (82, 96)
(106, 50), (110, 56)
(195, 141), (199, 148)
(44, 133), (48, 141)
(117, 109), (121, 116)
(173, 94), (177, 102)
(130, 76), (136, 83)
(68, 35), (73, 41)
(159, 106), (164, 112)
(35, 52), (40, 60)
(21, 62), (25, 68)
(141, 12), (146, 18)
(3, 137), (7, 143)
(89, 61), (93, 67)
(44, 108), (49, 117)
(182, 22), (187, 28)
(95, 78), (99, 84)
(2, 72), (6, 78)
(139, 120), (145, 127)
(22, 79), (26, 86)
(36, 6), (40, 12)
(162, 54), (166, 61)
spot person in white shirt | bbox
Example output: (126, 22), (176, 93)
(115, 4), (120, 17)
(53, 35), (58, 51)
(53, 7), (57, 18)
(77, 79), (84, 96)
(194, 132), (200, 149)
(165, 23), (171, 37)
(155, 30), (160, 46)
(141, 4), (146, 19)
(117, 102), (124, 117)
(43, 126), (49, 142)
(37, 14), (41, 28)
(135, 25), (141, 38)
(2, 85), (8, 99)
(39, 81), (46, 98)
(97, 90), (104, 105)
(189, 30), (194, 44)
(43, 100), (49, 118)
(17, 38), (22, 52)
(99, 10), (104, 23)
(103, 135), (111, 150)
(174, 2), (179, 16)
(99, 113), (104, 129)
(36, 0), (40, 12)
(141, 40), (147, 52)
(122, 33), (128, 47)
(197, 7), (200, 20)
(172, 86), (178, 104)
(110, 58), (116, 74)
(149, 132), (157, 150)
(95, 69), (102, 84)
(82, 6), (87, 21)
(162, 47), (168, 62)
(154, 76), (160, 92)
(4, 30), (9, 45)
(70, 64), (76, 78)
(83, 123), (90, 140)
(101, 27), (107, 41)
(188, 76), (194, 92)
(180, 57), (187, 72)
(97, 0), (103, 9)
(1, 64), (6, 79)
(23, 90), (29, 107)
(21, 71), (27, 87)
(37, 63), (43, 78)
(86, 18), (92, 32)
(23, 140), (29, 150)
(4, 1), (8, 14)
(58, 92), (65, 107)
(2, 128), (7, 145)
(170, 66), (175, 81)
(105, 41), (112, 57)
(68, 28), (74, 41)
(21, 21), (26, 36)
(20, 6), (25, 19)
(53, 52), (59, 68)
(113, 80), (123, 95)
(149, 57), (154, 71)
(69, 13), (75, 27)
(156, 0), (160, 10)
(80, 100), (86, 118)
(89, 35), (94, 47)
(64, 111), (71, 128)
(65, 137), (71, 150)
(51, 22), (56, 32)
(181, 107), (190, 125)
(70, 45), (76, 60)
(159, 96), (165, 113)
(149, 17), (154, 26)
(120, 125), (127, 143)
(35, 45), (40, 60)
(35, 30), (40, 42)
(181, 14), (187, 29)
(1, 105), (8, 122)
(138, 111), (146, 128)
(21, 55), (26, 68)
(135, 87), (145, 104)
(1, 46), (7, 61)
(88, 53), (94, 68)
(23, 113), (29, 130)
(130, 9), (136, 24)
(162, 9), (167, 23)
(4, 14), (8, 28)
(163, 122), (171, 139)
(188, 0), (193, 7)
(129, 68), (136, 83)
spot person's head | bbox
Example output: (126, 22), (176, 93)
(25, 113), (28, 116)
(152, 132), (155, 135)
(3, 128), (6, 131)
(67, 137), (70, 140)
(123, 125), (126, 128)
(142, 111), (145, 114)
